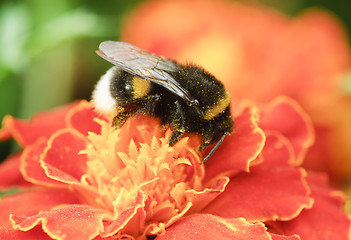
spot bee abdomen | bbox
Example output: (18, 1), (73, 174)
(92, 67), (118, 114)
(203, 90), (231, 120)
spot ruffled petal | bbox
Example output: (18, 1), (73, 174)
(156, 214), (272, 240)
(186, 176), (229, 214)
(20, 139), (64, 187)
(204, 103), (265, 181)
(0, 189), (81, 229)
(259, 97), (314, 165)
(270, 172), (351, 240)
(203, 134), (313, 222)
(66, 100), (107, 136)
(40, 129), (89, 184)
(270, 233), (301, 240)
(102, 191), (146, 238)
(0, 101), (80, 146)
(10, 204), (110, 240)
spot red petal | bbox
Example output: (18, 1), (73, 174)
(254, 132), (294, 169)
(203, 134), (313, 222)
(270, 233), (301, 240)
(0, 101), (80, 146)
(0, 226), (52, 240)
(0, 153), (30, 189)
(20, 139), (65, 187)
(102, 191), (146, 237)
(0, 189), (81, 228)
(11, 204), (109, 240)
(259, 97), (314, 165)
(204, 103), (265, 181)
(157, 214), (271, 240)
(187, 177), (229, 214)
(270, 172), (351, 240)
(41, 129), (89, 184)
(66, 100), (107, 136)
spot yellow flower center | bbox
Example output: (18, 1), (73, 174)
(79, 118), (204, 234)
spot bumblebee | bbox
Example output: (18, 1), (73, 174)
(92, 41), (233, 162)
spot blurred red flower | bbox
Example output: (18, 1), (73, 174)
(120, 0), (351, 183)
(0, 97), (349, 239)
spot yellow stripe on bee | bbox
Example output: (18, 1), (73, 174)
(132, 76), (151, 99)
(204, 90), (231, 120)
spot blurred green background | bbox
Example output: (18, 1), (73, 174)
(0, 0), (350, 161)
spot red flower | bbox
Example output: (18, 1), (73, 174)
(0, 97), (349, 239)
(120, 0), (351, 183)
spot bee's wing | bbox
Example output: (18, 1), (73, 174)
(96, 41), (193, 103)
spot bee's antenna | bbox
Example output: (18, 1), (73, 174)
(202, 132), (228, 162)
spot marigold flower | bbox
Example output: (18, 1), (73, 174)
(120, 0), (351, 183)
(0, 97), (349, 239)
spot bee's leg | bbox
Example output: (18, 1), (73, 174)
(112, 95), (160, 128)
(168, 129), (185, 146)
(168, 101), (186, 146)
(200, 132), (229, 162)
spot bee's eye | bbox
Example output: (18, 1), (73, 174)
(190, 99), (199, 107)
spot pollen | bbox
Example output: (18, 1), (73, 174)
(79, 117), (204, 236)
(132, 76), (151, 99)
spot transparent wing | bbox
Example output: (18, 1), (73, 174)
(96, 41), (193, 103)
